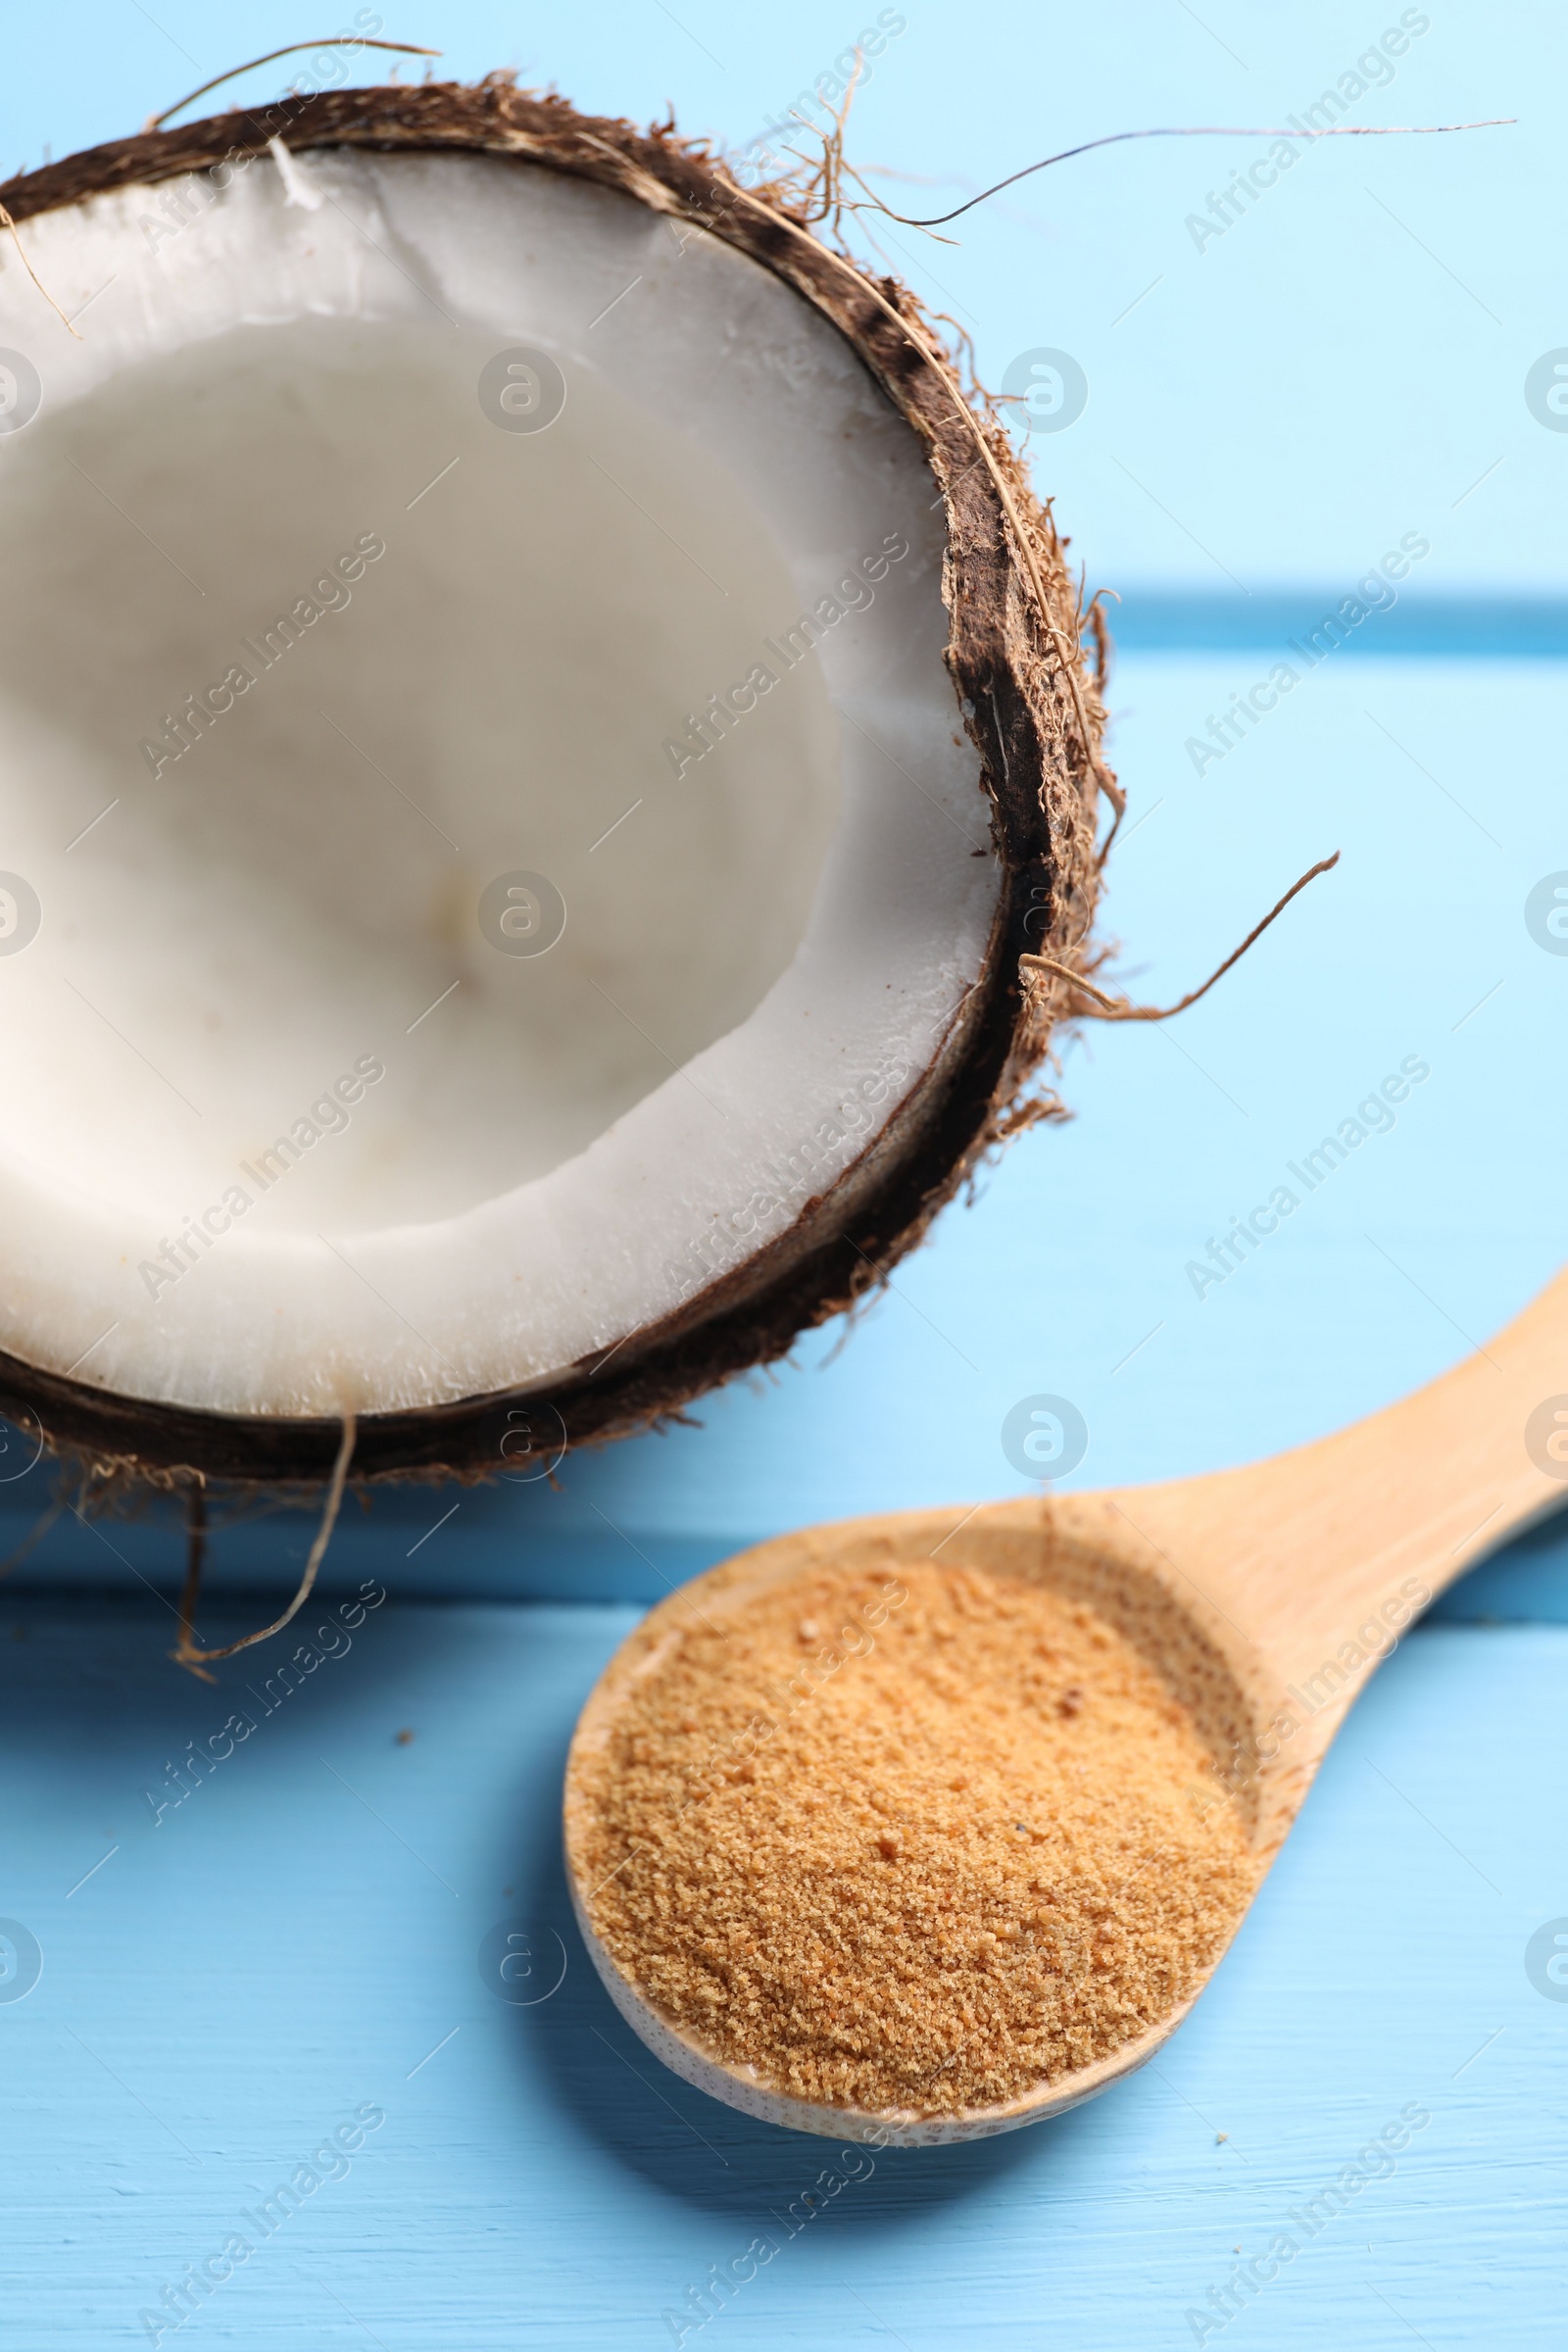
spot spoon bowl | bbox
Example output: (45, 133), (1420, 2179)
(565, 1269), (1568, 2141)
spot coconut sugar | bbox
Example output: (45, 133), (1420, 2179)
(570, 1560), (1256, 2116)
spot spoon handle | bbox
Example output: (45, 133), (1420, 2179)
(1088, 1267), (1568, 1691)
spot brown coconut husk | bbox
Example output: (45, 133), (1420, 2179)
(0, 74), (1112, 1491)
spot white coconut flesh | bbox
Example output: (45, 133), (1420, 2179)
(0, 147), (997, 1419)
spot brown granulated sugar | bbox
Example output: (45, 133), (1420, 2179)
(569, 1559), (1256, 2116)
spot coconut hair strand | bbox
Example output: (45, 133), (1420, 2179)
(172, 1415), (357, 1672)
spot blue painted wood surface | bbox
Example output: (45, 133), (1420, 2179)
(2, 1592), (1564, 2349)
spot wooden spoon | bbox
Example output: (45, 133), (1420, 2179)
(564, 1271), (1568, 2144)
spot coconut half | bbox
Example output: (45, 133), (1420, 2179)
(0, 78), (1106, 1485)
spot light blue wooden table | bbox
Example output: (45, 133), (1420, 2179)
(2, 4), (1562, 2343)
